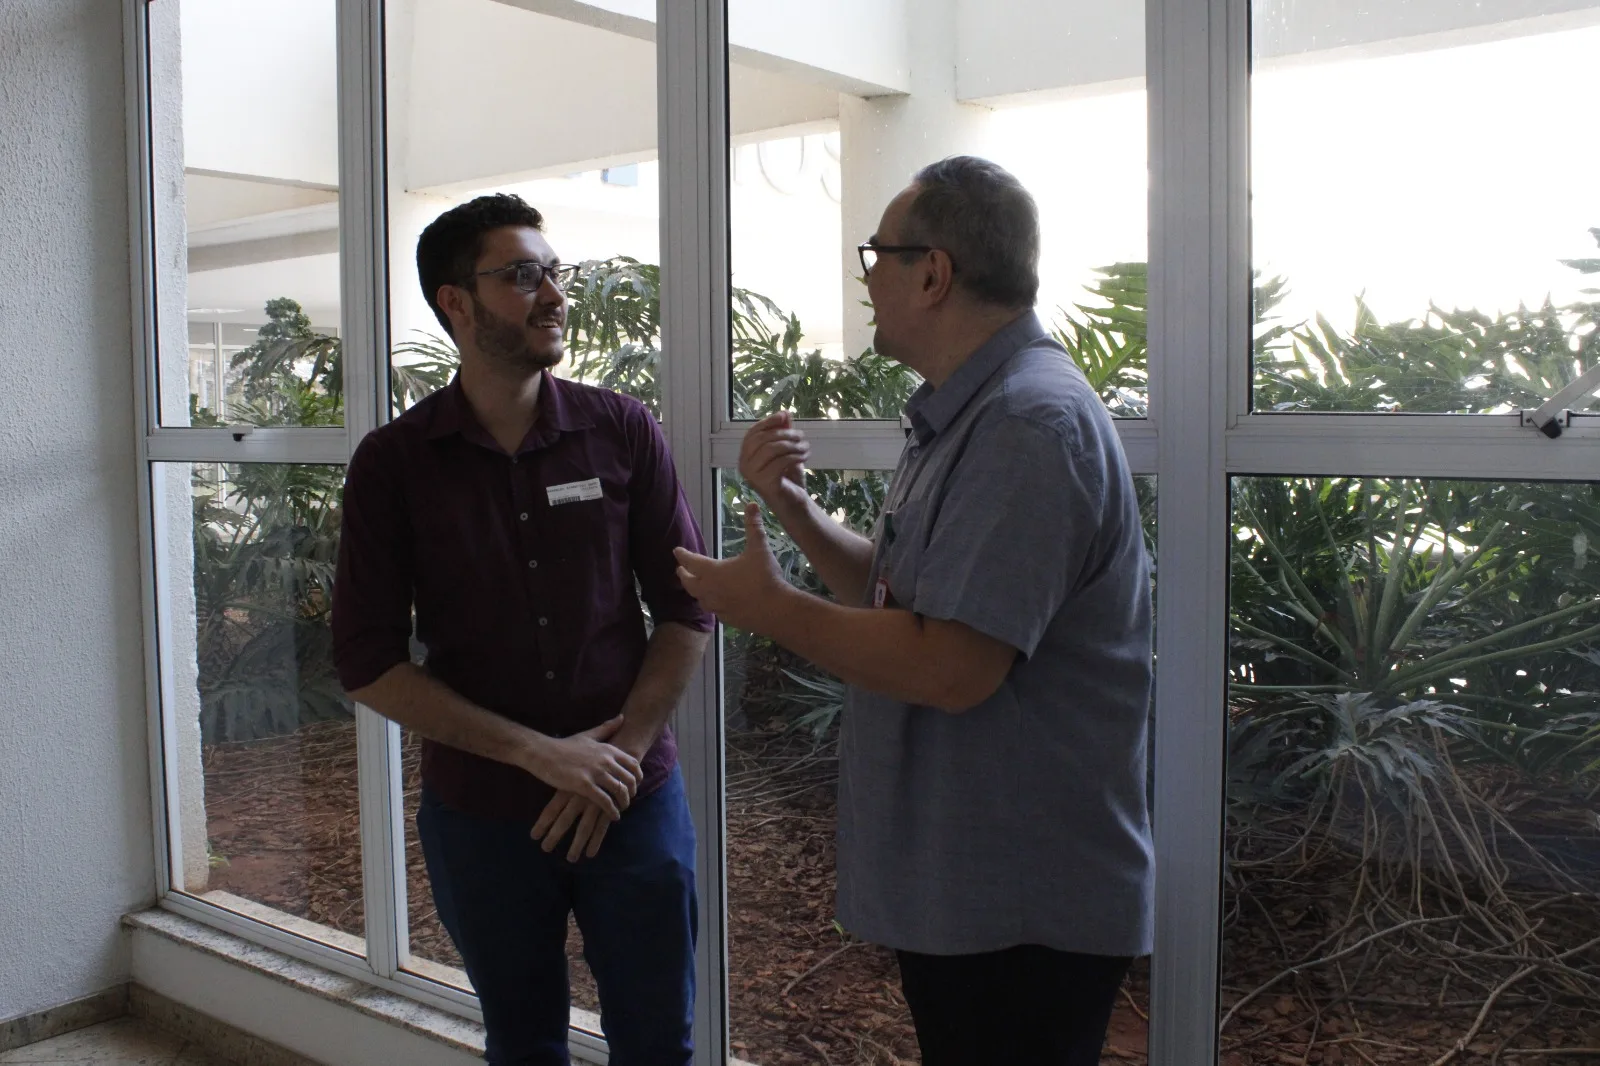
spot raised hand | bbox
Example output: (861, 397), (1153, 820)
(674, 503), (786, 632)
(739, 411), (810, 514)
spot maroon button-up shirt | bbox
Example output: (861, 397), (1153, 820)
(331, 373), (713, 821)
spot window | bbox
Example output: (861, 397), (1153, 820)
(1250, 10), (1600, 415)
(141, 0), (360, 960)
(722, 6), (1151, 1059)
(125, 0), (1600, 1063)
(1223, 476), (1600, 1061)
(154, 461), (361, 952)
(385, 0), (661, 420)
(380, 1), (661, 1024)
(150, 0), (344, 429)
(726, 3), (1149, 422)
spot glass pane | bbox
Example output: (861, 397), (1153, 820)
(722, 471), (1157, 1064)
(1223, 477), (1600, 1062)
(400, 727), (604, 1032)
(1251, 10), (1600, 413)
(384, 0), (660, 419)
(727, 3), (1147, 420)
(384, 4), (656, 1027)
(156, 461), (361, 953)
(149, 0), (344, 427)
(720, 469), (911, 1064)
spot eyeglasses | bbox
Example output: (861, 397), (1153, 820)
(473, 260), (581, 293)
(857, 242), (950, 276)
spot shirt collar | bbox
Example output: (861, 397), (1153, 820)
(425, 370), (595, 451)
(903, 310), (1047, 443)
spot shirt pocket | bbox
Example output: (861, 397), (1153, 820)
(882, 496), (931, 610)
(546, 478), (627, 598)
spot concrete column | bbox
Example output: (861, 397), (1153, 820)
(838, 0), (994, 359)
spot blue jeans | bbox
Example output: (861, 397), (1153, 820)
(416, 767), (697, 1066)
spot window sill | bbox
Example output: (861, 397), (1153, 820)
(123, 908), (610, 1065)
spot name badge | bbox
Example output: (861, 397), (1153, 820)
(873, 572), (890, 609)
(546, 478), (603, 506)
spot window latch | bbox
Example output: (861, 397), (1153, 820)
(1520, 362), (1600, 439)
(229, 425), (255, 443)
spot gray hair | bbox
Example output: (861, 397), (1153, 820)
(901, 156), (1040, 309)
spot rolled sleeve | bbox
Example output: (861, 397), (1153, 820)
(331, 432), (416, 692)
(625, 405), (715, 633)
(912, 414), (1103, 659)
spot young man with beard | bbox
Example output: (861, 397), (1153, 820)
(332, 193), (712, 1065)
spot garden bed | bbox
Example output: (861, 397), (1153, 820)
(199, 718), (1600, 1064)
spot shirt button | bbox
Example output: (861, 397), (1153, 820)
(545, 671), (555, 680)
(520, 512), (529, 521)
(539, 617), (549, 626)
(511, 456), (519, 464)
(527, 559), (538, 569)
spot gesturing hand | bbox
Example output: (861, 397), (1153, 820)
(673, 504), (786, 632)
(527, 715), (642, 821)
(531, 791), (614, 862)
(739, 411), (809, 514)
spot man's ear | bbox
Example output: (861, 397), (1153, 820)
(919, 250), (957, 306)
(436, 283), (472, 335)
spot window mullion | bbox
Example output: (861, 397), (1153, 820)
(658, 0), (731, 1060)
(336, 0), (404, 981)
(1147, 0), (1250, 1062)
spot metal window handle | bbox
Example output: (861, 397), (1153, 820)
(229, 425), (254, 443)
(1521, 362), (1600, 439)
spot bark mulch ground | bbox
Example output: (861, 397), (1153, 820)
(202, 716), (1600, 1064)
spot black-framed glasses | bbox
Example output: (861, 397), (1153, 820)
(857, 242), (948, 276)
(473, 260), (581, 293)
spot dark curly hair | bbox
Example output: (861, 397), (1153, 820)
(416, 193), (545, 338)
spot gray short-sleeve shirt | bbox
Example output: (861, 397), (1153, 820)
(836, 311), (1155, 957)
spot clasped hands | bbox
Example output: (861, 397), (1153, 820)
(528, 714), (642, 862)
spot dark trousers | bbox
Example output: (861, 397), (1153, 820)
(416, 767), (697, 1066)
(896, 945), (1132, 1066)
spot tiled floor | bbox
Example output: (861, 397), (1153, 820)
(0, 1019), (232, 1066)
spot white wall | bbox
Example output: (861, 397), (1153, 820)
(0, 0), (158, 1022)
(957, 0), (1600, 104)
(178, 0), (339, 186)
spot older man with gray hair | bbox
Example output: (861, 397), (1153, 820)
(676, 156), (1154, 1064)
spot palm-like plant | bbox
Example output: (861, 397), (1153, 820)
(1051, 263), (1150, 418)
(1255, 228), (1600, 414)
(1230, 477), (1600, 775)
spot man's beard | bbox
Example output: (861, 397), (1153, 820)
(471, 295), (562, 372)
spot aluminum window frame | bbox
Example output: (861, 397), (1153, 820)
(124, 0), (409, 996)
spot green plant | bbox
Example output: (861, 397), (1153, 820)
(1229, 477), (1600, 776)
(191, 459), (346, 742)
(1051, 262), (1149, 418)
(188, 299), (349, 741)
(227, 297), (343, 425)
(1255, 228), (1600, 414)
